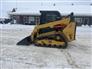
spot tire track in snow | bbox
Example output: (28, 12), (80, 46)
(69, 43), (91, 54)
(61, 49), (80, 69)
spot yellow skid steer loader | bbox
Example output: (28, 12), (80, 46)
(17, 11), (76, 49)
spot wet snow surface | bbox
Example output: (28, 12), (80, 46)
(0, 24), (92, 69)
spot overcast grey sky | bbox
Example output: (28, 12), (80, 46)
(0, 0), (92, 17)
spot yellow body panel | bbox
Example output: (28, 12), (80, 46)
(63, 22), (76, 41)
(31, 18), (70, 38)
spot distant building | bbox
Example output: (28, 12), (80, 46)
(9, 11), (92, 26)
(62, 13), (92, 26)
(74, 14), (92, 26)
(9, 12), (41, 25)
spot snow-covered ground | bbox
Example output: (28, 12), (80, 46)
(0, 24), (92, 69)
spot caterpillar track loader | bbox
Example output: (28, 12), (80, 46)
(17, 11), (76, 49)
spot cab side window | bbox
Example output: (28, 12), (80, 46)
(46, 13), (57, 22)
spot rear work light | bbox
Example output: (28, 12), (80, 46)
(54, 24), (66, 31)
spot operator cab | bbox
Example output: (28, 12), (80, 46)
(40, 11), (62, 25)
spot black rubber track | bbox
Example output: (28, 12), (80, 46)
(34, 34), (68, 49)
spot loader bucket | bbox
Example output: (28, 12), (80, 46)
(17, 36), (32, 45)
